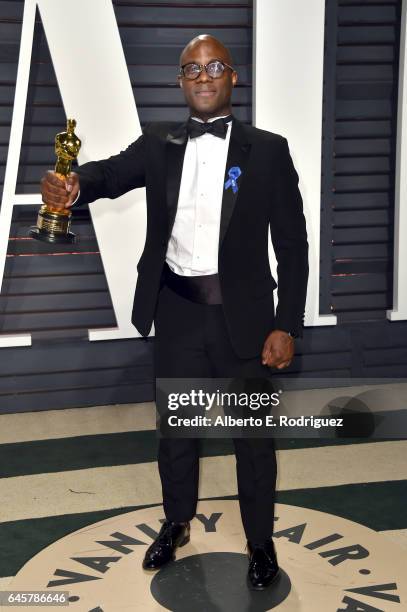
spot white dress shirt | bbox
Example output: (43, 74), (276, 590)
(166, 116), (232, 276)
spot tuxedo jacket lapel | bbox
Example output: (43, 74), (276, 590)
(165, 122), (188, 241)
(219, 118), (251, 248)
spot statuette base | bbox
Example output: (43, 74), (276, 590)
(29, 226), (76, 244)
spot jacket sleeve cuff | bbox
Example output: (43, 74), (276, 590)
(274, 317), (304, 338)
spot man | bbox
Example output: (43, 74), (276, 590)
(40, 34), (308, 590)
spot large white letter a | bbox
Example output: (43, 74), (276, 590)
(0, 0), (147, 348)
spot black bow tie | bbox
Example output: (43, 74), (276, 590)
(187, 115), (232, 139)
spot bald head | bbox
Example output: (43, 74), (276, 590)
(178, 34), (237, 121)
(180, 34), (233, 67)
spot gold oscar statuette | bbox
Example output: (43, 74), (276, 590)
(30, 118), (81, 243)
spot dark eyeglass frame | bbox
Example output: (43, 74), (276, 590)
(179, 60), (234, 80)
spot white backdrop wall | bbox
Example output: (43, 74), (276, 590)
(253, 0), (336, 328)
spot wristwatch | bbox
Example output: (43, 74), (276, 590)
(287, 331), (299, 339)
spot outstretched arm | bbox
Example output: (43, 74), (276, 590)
(40, 134), (147, 209)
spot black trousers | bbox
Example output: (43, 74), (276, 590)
(153, 283), (277, 545)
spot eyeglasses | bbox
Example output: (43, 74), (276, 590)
(179, 60), (234, 80)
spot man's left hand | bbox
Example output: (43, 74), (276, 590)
(261, 330), (294, 369)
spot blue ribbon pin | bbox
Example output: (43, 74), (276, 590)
(224, 166), (242, 194)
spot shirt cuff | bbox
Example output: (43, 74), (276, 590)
(70, 190), (81, 206)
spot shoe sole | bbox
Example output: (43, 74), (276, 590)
(247, 567), (281, 591)
(142, 534), (190, 571)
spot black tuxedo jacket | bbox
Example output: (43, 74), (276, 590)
(75, 117), (309, 358)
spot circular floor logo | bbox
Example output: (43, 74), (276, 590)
(6, 501), (406, 611)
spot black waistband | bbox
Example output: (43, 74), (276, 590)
(163, 262), (222, 305)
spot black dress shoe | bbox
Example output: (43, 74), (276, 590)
(142, 520), (190, 570)
(247, 537), (280, 590)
